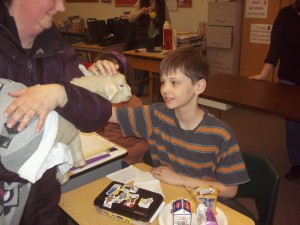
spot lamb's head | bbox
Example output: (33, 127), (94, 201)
(70, 72), (132, 103)
(106, 73), (132, 103)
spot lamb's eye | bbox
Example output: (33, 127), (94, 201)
(120, 85), (124, 88)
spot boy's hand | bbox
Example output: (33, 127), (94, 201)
(150, 166), (183, 186)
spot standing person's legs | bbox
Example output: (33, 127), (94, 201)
(279, 79), (300, 179)
(285, 119), (300, 180)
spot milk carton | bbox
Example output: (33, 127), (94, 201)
(172, 199), (192, 225)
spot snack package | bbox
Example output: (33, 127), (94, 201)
(190, 186), (219, 214)
(196, 203), (218, 225)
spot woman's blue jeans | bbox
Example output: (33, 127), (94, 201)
(280, 79), (300, 166)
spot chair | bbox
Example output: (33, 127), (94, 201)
(231, 152), (280, 225)
(143, 150), (153, 167)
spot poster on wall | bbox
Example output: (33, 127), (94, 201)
(245, 0), (268, 18)
(177, 0), (192, 8)
(115, 0), (137, 7)
(250, 24), (272, 44)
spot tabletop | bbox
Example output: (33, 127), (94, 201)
(72, 42), (124, 52)
(60, 163), (255, 225)
(123, 49), (169, 60)
(203, 74), (300, 122)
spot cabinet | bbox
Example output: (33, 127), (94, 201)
(206, 1), (243, 75)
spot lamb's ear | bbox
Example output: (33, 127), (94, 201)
(78, 64), (93, 76)
(105, 84), (118, 101)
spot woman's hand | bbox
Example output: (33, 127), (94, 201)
(141, 7), (148, 14)
(249, 74), (266, 80)
(4, 84), (67, 132)
(89, 60), (119, 76)
(150, 166), (183, 186)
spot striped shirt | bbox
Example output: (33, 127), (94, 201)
(116, 103), (249, 186)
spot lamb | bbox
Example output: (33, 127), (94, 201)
(71, 64), (132, 103)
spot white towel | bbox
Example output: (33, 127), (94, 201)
(18, 111), (73, 183)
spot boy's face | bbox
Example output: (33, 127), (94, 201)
(160, 70), (206, 110)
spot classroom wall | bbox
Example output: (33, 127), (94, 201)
(239, 0), (293, 80)
(54, 1), (208, 33)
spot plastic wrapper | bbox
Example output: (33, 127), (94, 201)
(196, 203), (218, 225)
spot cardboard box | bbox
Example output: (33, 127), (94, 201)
(172, 199), (192, 225)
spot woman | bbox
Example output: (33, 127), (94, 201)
(128, 0), (170, 47)
(250, 0), (300, 180)
(0, 0), (113, 224)
(127, 0), (171, 96)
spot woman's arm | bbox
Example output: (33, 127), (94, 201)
(249, 63), (274, 80)
(4, 84), (67, 132)
(128, 1), (149, 22)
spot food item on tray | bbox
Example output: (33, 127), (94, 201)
(196, 203), (218, 225)
(172, 199), (192, 225)
(188, 186), (219, 215)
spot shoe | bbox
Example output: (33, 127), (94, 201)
(285, 165), (300, 180)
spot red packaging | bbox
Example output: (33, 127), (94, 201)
(163, 29), (173, 50)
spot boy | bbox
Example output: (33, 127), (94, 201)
(99, 47), (249, 198)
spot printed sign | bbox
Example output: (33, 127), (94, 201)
(250, 24), (272, 44)
(245, 0), (268, 18)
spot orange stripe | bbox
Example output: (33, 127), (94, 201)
(168, 154), (215, 169)
(217, 144), (240, 163)
(143, 105), (153, 136)
(160, 132), (219, 153)
(128, 108), (140, 137)
(148, 139), (156, 145)
(217, 163), (246, 173)
(154, 110), (176, 126)
(196, 127), (231, 141)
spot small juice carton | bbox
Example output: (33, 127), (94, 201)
(172, 199), (192, 225)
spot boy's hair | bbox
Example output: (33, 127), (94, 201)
(160, 46), (209, 84)
(95, 52), (138, 95)
(95, 51), (129, 74)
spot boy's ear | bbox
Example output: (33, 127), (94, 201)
(195, 79), (206, 95)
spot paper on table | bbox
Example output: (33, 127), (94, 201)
(80, 132), (115, 158)
(106, 166), (165, 197)
(133, 170), (165, 197)
(106, 165), (140, 184)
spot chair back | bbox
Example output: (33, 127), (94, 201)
(237, 152), (280, 225)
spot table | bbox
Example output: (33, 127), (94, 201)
(122, 50), (300, 121)
(72, 42), (124, 63)
(123, 50), (168, 102)
(59, 163), (255, 225)
(61, 133), (127, 193)
(202, 74), (300, 122)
